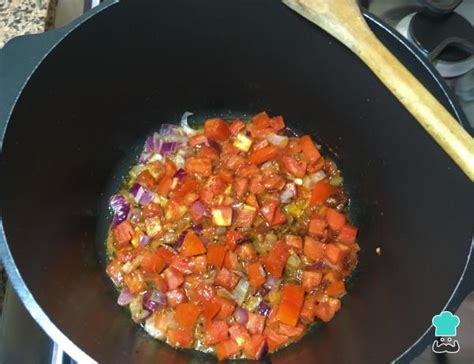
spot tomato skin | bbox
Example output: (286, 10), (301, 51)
(136, 170), (156, 190)
(276, 284), (305, 327)
(204, 320), (229, 345)
(310, 180), (335, 205)
(113, 221), (135, 248)
(299, 135), (321, 162)
(269, 115), (285, 131)
(281, 156), (307, 178)
(167, 328), (194, 348)
(249, 145), (279, 165)
(326, 208), (346, 231)
(215, 339), (240, 361)
(166, 288), (187, 307)
(229, 119), (246, 135)
(185, 157), (212, 177)
(262, 240), (289, 278)
(204, 118), (231, 141)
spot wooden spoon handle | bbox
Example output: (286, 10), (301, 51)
(284, 0), (474, 181)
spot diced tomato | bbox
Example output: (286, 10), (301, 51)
(215, 267), (240, 291)
(142, 202), (163, 218)
(338, 224), (358, 245)
(113, 221), (135, 248)
(181, 230), (206, 257)
(249, 176), (265, 195)
(211, 206), (233, 227)
(276, 284), (305, 327)
(154, 309), (176, 334)
(166, 288), (187, 307)
(163, 267), (184, 290)
(300, 295), (317, 322)
(194, 283), (215, 303)
(204, 118), (231, 141)
(190, 255), (207, 274)
(151, 274), (168, 292)
(227, 155), (246, 170)
(243, 334), (266, 359)
(136, 170), (156, 190)
(326, 208), (346, 231)
(262, 240), (289, 278)
(169, 257), (193, 275)
(235, 204), (257, 227)
(249, 145), (279, 165)
(207, 244), (227, 268)
(140, 251), (167, 274)
(238, 164), (260, 178)
(189, 133), (207, 147)
(246, 313), (266, 335)
(302, 271), (323, 292)
(185, 157), (212, 177)
(204, 320), (229, 345)
(175, 303), (202, 331)
(265, 327), (289, 353)
(325, 243), (346, 265)
(197, 145), (220, 161)
(278, 323), (305, 338)
(247, 261), (266, 289)
(203, 300), (221, 322)
(233, 177), (248, 199)
(173, 178), (200, 201)
(189, 200), (210, 223)
(303, 237), (325, 261)
(123, 270), (146, 294)
(282, 156), (307, 178)
(326, 280), (346, 298)
(262, 176), (286, 191)
(272, 209), (286, 226)
(307, 157), (325, 173)
(269, 115), (285, 131)
(225, 229), (245, 251)
(314, 298), (341, 322)
(308, 217), (327, 237)
(236, 243), (257, 263)
(106, 260), (123, 285)
(164, 158), (177, 177)
(229, 324), (250, 343)
(214, 296), (236, 320)
(215, 339), (240, 361)
(299, 135), (321, 162)
(285, 235), (303, 253)
(224, 250), (241, 271)
(144, 216), (162, 237)
(259, 200), (278, 224)
(167, 328), (194, 348)
(229, 119), (246, 135)
(205, 175), (226, 195)
(310, 180), (334, 205)
(218, 168), (234, 183)
(156, 247), (176, 264)
(165, 200), (187, 222)
(251, 112), (271, 129)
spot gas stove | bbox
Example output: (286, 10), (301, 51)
(0, 1), (472, 364)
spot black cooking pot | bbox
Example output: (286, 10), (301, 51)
(1, 0), (473, 363)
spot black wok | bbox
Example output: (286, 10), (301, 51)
(0, 0), (473, 363)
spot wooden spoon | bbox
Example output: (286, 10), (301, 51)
(283, 0), (474, 181)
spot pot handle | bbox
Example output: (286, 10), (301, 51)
(0, 0), (119, 143)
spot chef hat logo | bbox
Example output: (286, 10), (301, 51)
(432, 311), (460, 337)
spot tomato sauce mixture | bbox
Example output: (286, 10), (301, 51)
(105, 112), (360, 360)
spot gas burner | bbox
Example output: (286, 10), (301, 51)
(396, 12), (474, 78)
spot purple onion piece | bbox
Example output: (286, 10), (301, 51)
(206, 138), (221, 153)
(142, 292), (162, 313)
(144, 135), (155, 153)
(255, 340), (269, 360)
(152, 133), (163, 152)
(190, 200), (210, 218)
(264, 275), (279, 290)
(139, 151), (152, 164)
(150, 290), (167, 305)
(234, 307), (249, 325)
(139, 235), (152, 246)
(161, 142), (178, 156)
(159, 123), (179, 136)
(257, 285), (270, 298)
(110, 194), (130, 226)
(117, 287), (134, 306)
(130, 184), (154, 206)
(175, 230), (188, 249)
(140, 190), (154, 206)
(129, 208), (142, 224)
(174, 169), (188, 180)
(192, 224), (203, 235)
(256, 302), (271, 317)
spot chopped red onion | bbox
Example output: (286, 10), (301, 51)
(129, 184), (154, 206)
(280, 182), (297, 204)
(257, 285), (270, 297)
(255, 340), (268, 360)
(174, 169), (188, 180)
(232, 279), (250, 305)
(152, 133), (163, 151)
(110, 194), (130, 226)
(129, 208), (142, 224)
(264, 275), (279, 290)
(142, 292), (162, 313)
(161, 142), (178, 156)
(206, 139), (221, 153)
(256, 302), (271, 317)
(160, 123), (179, 136)
(267, 133), (288, 148)
(190, 200), (211, 218)
(117, 287), (134, 306)
(150, 290), (167, 305)
(234, 307), (249, 325)
(175, 230), (188, 249)
(139, 235), (152, 246)
(144, 135), (155, 153)
(192, 223), (203, 235)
